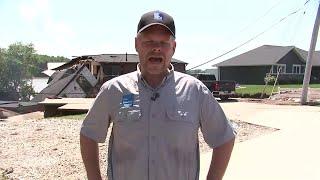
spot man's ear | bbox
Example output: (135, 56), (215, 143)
(172, 41), (176, 54)
(135, 37), (138, 52)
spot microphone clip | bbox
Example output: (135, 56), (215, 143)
(151, 92), (160, 101)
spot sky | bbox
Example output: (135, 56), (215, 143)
(0, 0), (319, 70)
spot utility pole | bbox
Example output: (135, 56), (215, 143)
(301, 2), (320, 105)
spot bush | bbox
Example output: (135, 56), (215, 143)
(19, 83), (35, 101)
(277, 74), (304, 84)
(236, 92), (268, 99)
(264, 74), (276, 85)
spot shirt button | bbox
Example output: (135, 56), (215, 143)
(151, 136), (156, 140)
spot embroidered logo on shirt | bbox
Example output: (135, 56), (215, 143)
(122, 94), (134, 107)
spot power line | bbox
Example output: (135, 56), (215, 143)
(187, 1), (312, 71)
(236, 0), (282, 35)
(304, 0), (311, 6)
(289, 3), (307, 44)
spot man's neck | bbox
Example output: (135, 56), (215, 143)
(138, 64), (172, 89)
(142, 74), (166, 89)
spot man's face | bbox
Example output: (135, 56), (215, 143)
(135, 25), (176, 77)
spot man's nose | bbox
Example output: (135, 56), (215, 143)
(152, 44), (161, 52)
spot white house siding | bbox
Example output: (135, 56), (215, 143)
(32, 77), (49, 93)
(61, 81), (86, 98)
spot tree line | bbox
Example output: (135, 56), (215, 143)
(0, 42), (69, 101)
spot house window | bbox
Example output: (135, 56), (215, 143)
(292, 64), (305, 74)
(293, 65), (300, 74)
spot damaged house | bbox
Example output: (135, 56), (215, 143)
(32, 64), (98, 102)
(52, 53), (187, 82)
(32, 53), (187, 102)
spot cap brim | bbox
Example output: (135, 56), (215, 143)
(137, 23), (175, 37)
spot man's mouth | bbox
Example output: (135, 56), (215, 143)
(148, 57), (163, 63)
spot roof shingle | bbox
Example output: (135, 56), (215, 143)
(213, 45), (320, 67)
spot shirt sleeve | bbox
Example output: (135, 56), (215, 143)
(80, 83), (112, 143)
(199, 85), (236, 148)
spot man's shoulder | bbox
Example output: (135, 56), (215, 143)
(173, 71), (210, 94)
(173, 71), (203, 85)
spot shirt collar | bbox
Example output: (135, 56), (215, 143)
(137, 63), (174, 91)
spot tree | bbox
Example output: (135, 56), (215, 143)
(0, 42), (37, 101)
(33, 54), (69, 77)
(0, 42), (69, 101)
(0, 48), (9, 93)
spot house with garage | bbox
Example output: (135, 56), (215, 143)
(213, 45), (320, 84)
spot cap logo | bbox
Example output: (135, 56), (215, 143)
(153, 12), (163, 21)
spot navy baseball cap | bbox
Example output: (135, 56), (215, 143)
(137, 10), (175, 37)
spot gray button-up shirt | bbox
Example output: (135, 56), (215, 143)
(81, 66), (235, 180)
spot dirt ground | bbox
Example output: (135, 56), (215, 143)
(0, 109), (277, 180)
(2, 88), (318, 179)
(239, 88), (320, 106)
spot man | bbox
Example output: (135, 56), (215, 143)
(80, 10), (235, 180)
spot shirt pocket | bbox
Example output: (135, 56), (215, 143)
(166, 108), (197, 125)
(115, 106), (142, 123)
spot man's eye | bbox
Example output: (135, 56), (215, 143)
(160, 42), (170, 47)
(142, 41), (153, 46)
(142, 41), (170, 48)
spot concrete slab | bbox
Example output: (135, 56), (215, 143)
(39, 98), (94, 117)
(58, 103), (92, 110)
(200, 102), (320, 180)
(39, 98), (94, 105)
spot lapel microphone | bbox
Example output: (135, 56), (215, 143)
(151, 92), (160, 101)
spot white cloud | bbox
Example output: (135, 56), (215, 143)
(18, 0), (75, 57)
(19, 0), (49, 22)
(43, 19), (75, 42)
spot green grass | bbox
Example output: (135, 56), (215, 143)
(278, 84), (320, 88)
(236, 84), (320, 96)
(236, 85), (275, 96)
(52, 113), (86, 120)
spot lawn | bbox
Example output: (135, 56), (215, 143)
(53, 113), (86, 120)
(236, 84), (320, 96)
